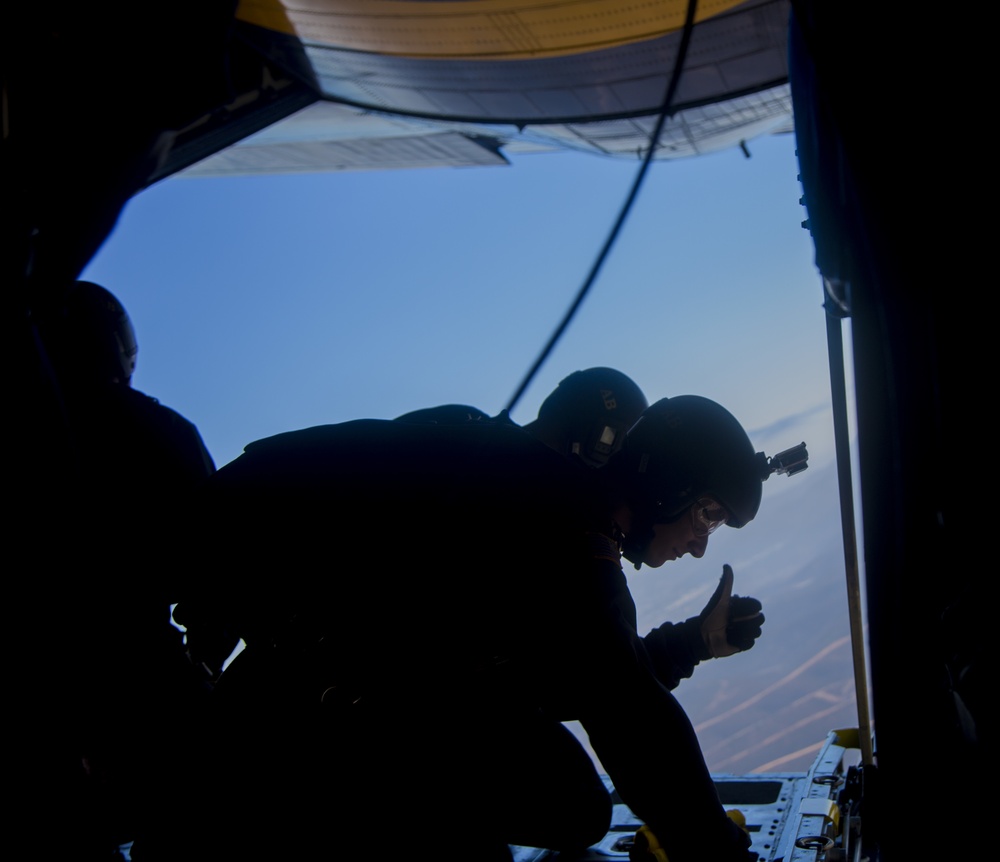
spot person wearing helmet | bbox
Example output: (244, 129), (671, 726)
(603, 395), (780, 694)
(53, 279), (139, 386)
(35, 280), (229, 860)
(607, 395), (771, 554)
(161, 394), (800, 862)
(42, 281), (216, 483)
(395, 380), (762, 729)
(396, 367), (649, 467)
(521, 366), (650, 467)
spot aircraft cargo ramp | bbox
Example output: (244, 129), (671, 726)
(512, 729), (867, 862)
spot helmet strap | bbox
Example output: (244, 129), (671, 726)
(621, 500), (691, 570)
(621, 517), (654, 570)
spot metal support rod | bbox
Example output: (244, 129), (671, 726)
(825, 299), (874, 765)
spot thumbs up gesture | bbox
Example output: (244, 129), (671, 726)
(699, 564), (765, 659)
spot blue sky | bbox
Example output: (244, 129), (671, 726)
(82, 129), (832, 472)
(80, 127), (861, 772)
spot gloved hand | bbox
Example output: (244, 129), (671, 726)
(726, 810), (759, 861)
(629, 824), (669, 862)
(698, 565), (764, 659)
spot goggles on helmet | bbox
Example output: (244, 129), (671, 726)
(690, 497), (729, 537)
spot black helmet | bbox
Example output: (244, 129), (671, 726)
(612, 396), (768, 530)
(533, 367), (649, 467)
(56, 281), (138, 385)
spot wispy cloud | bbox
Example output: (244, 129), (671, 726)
(750, 402), (830, 440)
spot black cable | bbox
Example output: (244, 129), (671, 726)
(504, 0), (701, 414)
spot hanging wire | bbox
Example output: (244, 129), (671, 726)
(504, 0), (701, 414)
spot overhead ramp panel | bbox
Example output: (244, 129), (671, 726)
(236, 0), (792, 124)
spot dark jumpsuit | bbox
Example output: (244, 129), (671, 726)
(152, 418), (751, 862)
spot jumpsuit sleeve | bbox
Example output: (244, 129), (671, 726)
(555, 539), (752, 862)
(642, 618), (708, 690)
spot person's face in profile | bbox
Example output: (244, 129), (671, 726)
(642, 498), (727, 567)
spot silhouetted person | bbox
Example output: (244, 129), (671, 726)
(396, 367), (650, 467)
(156, 395), (795, 862)
(35, 280), (229, 859)
(519, 366), (650, 466)
(395, 370), (763, 693)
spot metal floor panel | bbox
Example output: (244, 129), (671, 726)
(511, 730), (862, 861)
